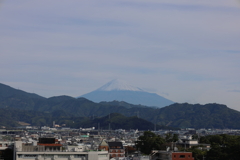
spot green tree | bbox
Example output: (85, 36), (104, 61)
(136, 131), (165, 154)
(203, 135), (240, 160)
(206, 143), (226, 160)
(165, 133), (179, 142)
(192, 134), (198, 140)
(172, 134), (179, 142)
(186, 147), (206, 160)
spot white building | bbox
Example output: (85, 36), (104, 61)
(14, 141), (109, 160)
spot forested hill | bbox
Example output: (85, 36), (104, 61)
(157, 103), (240, 129)
(0, 108), (166, 130)
(1, 82), (240, 129)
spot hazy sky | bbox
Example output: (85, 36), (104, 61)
(1, 0), (240, 111)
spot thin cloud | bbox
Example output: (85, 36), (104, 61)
(228, 90), (240, 93)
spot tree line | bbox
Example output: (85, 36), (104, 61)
(136, 131), (240, 160)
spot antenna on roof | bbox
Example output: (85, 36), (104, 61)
(166, 147), (170, 152)
(174, 147), (178, 152)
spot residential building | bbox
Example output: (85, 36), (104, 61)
(98, 140), (109, 151)
(150, 150), (194, 160)
(108, 142), (125, 159)
(14, 138), (109, 160)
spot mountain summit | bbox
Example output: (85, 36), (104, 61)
(79, 79), (174, 108)
(96, 79), (143, 92)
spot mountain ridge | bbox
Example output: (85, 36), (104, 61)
(0, 83), (45, 100)
(1, 82), (240, 129)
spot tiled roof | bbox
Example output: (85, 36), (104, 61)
(99, 140), (108, 146)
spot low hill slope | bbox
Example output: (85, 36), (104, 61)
(71, 113), (157, 130)
(156, 103), (240, 129)
(0, 108), (173, 130)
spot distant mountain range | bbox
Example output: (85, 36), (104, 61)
(79, 79), (174, 108)
(1, 82), (240, 129)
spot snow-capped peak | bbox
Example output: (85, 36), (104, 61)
(96, 79), (144, 92)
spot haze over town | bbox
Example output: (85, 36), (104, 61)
(0, 0), (240, 111)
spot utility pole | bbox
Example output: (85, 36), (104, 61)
(98, 123), (100, 135)
(135, 111), (139, 118)
(154, 118), (157, 131)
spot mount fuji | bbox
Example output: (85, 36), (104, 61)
(79, 79), (174, 108)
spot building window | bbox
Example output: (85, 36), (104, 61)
(98, 154), (107, 158)
(44, 154), (54, 158)
(179, 155), (185, 158)
(74, 154), (85, 158)
(23, 154), (38, 158)
(57, 154), (70, 158)
(18, 155), (23, 158)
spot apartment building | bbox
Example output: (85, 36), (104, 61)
(14, 138), (109, 160)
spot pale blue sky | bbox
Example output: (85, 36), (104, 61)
(0, 0), (240, 110)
